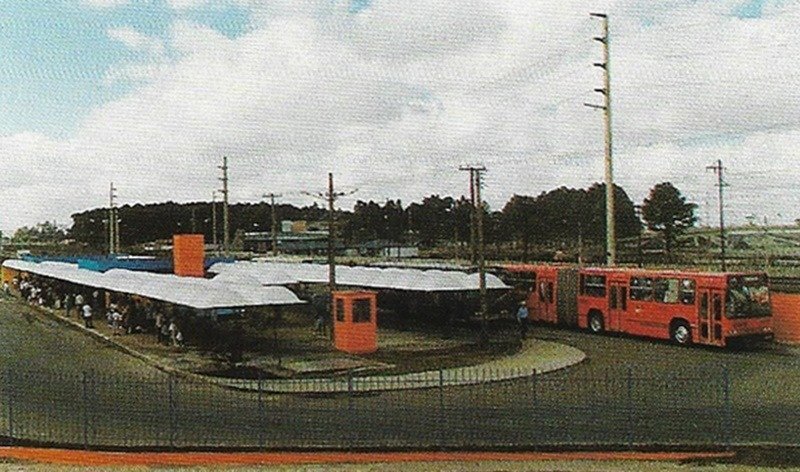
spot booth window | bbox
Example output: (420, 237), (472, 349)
(353, 299), (371, 323)
(336, 299), (345, 322)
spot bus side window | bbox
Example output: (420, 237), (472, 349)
(680, 279), (696, 305)
(631, 277), (653, 301)
(547, 282), (554, 304)
(630, 277), (641, 300)
(581, 275), (606, 297)
(539, 282), (546, 302)
(610, 285), (618, 309)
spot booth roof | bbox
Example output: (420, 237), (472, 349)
(207, 261), (510, 292)
(2, 259), (303, 310)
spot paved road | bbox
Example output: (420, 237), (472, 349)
(1, 297), (799, 449)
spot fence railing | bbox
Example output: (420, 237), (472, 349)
(1, 364), (799, 451)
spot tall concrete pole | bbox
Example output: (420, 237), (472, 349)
(219, 157), (230, 255)
(587, 13), (616, 266)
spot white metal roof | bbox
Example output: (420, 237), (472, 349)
(208, 261), (510, 292)
(2, 259), (303, 309)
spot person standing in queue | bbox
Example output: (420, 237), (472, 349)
(82, 303), (94, 329)
(516, 300), (529, 340)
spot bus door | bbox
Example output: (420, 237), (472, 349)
(698, 289), (724, 344)
(537, 276), (556, 324)
(607, 282), (627, 332)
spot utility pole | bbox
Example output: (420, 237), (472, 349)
(460, 165), (488, 344)
(218, 157), (230, 255)
(460, 166), (480, 265)
(302, 174), (356, 341)
(585, 12), (616, 266)
(328, 173), (336, 297)
(469, 169), (477, 265)
(109, 182), (117, 255)
(634, 204), (644, 268)
(707, 160), (728, 271)
(211, 191), (218, 251)
(263, 193), (282, 256)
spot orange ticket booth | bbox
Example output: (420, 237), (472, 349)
(173, 234), (205, 277)
(333, 291), (378, 354)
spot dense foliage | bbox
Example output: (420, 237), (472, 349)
(67, 182), (641, 262)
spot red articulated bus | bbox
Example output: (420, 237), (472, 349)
(502, 265), (773, 347)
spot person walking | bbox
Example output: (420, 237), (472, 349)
(82, 303), (94, 329)
(516, 301), (529, 340)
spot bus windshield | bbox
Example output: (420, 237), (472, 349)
(726, 275), (770, 318)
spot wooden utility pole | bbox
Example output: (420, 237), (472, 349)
(460, 164), (488, 343)
(586, 12), (616, 266)
(109, 182), (117, 255)
(263, 193), (282, 255)
(211, 191), (218, 251)
(469, 170), (477, 264)
(475, 168), (488, 345)
(707, 160), (728, 271)
(302, 174), (356, 340)
(218, 157), (230, 255)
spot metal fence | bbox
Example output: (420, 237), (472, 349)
(0, 365), (798, 450)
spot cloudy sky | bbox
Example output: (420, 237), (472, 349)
(1, 0), (798, 234)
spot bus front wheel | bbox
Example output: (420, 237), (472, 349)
(670, 321), (692, 345)
(588, 312), (604, 334)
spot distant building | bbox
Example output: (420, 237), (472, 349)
(243, 221), (418, 258)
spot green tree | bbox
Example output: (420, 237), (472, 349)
(641, 182), (697, 258)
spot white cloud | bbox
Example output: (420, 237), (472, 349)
(107, 27), (165, 55)
(3, 0), (800, 234)
(167, 0), (206, 10)
(82, 0), (129, 7)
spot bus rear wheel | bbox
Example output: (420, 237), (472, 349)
(670, 321), (692, 345)
(588, 312), (604, 334)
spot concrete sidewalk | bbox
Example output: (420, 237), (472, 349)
(214, 338), (585, 393)
(31, 301), (585, 394)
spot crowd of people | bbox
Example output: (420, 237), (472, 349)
(8, 274), (185, 348)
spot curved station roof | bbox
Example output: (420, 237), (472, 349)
(208, 261), (510, 292)
(3, 259), (303, 310)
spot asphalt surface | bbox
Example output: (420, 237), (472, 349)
(1, 297), (799, 450)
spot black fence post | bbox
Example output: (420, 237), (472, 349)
(81, 371), (89, 450)
(722, 365), (732, 449)
(257, 372), (265, 451)
(168, 374), (176, 450)
(438, 369), (445, 450)
(347, 370), (354, 450)
(6, 368), (13, 445)
(626, 366), (634, 448)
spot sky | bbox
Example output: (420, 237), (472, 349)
(1, 0), (799, 235)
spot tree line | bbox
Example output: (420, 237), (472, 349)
(60, 181), (696, 263)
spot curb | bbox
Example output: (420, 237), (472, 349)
(0, 447), (736, 466)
